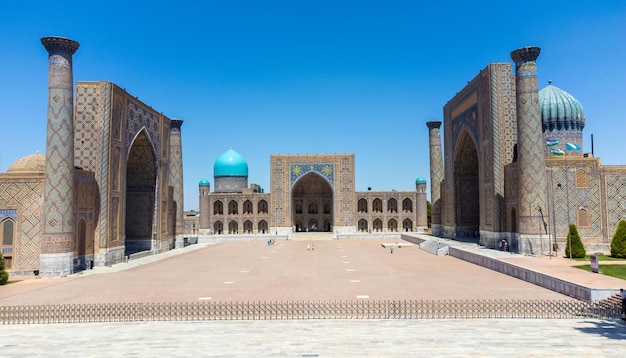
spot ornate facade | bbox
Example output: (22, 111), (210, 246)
(0, 37), (184, 275)
(193, 152), (428, 236)
(433, 46), (626, 254)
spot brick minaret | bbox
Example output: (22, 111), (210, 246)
(426, 121), (444, 236)
(510, 46), (550, 254)
(415, 179), (428, 231)
(199, 180), (211, 232)
(40, 36), (80, 276)
(169, 119), (185, 248)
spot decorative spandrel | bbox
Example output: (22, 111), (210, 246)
(290, 164), (334, 185)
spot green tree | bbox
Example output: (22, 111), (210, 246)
(427, 201), (432, 228)
(565, 224), (586, 258)
(0, 253), (8, 285)
(610, 219), (626, 258)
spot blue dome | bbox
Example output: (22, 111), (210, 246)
(415, 177), (427, 184)
(214, 149), (248, 177)
(199, 179), (211, 186)
(539, 82), (585, 132)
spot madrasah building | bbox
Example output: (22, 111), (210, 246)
(429, 46), (626, 255)
(1, 38), (625, 277)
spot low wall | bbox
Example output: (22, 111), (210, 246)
(197, 235), (289, 244)
(448, 247), (615, 302)
(335, 233), (402, 240)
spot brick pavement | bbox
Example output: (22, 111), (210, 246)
(2, 237), (625, 357)
(1, 239), (577, 305)
(1, 319), (625, 357)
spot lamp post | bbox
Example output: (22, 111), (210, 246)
(548, 169), (556, 259)
(565, 169), (573, 260)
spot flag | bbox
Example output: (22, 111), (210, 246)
(566, 142), (581, 150)
(546, 139), (559, 146)
(550, 147), (565, 156)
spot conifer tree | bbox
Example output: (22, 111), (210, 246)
(0, 253), (8, 285)
(610, 219), (626, 258)
(565, 224), (586, 258)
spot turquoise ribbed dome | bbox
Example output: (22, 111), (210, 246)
(415, 177), (427, 184)
(539, 82), (585, 132)
(214, 149), (248, 177)
(199, 179), (210, 186)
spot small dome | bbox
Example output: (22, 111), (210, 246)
(539, 82), (585, 132)
(214, 149), (248, 177)
(415, 177), (427, 184)
(7, 153), (45, 173)
(199, 179), (211, 186)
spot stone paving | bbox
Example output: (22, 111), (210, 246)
(1, 319), (625, 357)
(1, 238), (576, 304)
(1, 236), (625, 356)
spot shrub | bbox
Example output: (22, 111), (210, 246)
(565, 224), (586, 258)
(610, 219), (626, 258)
(0, 253), (8, 285)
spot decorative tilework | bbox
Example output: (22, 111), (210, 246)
(290, 164), (334, 186)
(0, 209), (17, 221)
(41, 37), (78, 260)
(168, 120), (184, 235)
(426, 121), (443, 228)
(125, 100), (161, 160)
(511, 47), (549, 235)
(0, 178), (44, 269)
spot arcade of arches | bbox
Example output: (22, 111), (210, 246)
(292, 173), (333, 232)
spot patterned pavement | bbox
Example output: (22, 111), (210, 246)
(1, 319), (625, 357)
(1, 236), (625, 356)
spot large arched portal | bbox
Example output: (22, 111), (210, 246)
(291, 172), (333, 232)
(454, 130), (480, 240)
(124, 130), (157, 256)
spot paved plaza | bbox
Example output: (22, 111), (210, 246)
(1, 237), (625, 356)
(1, 238), (576, 304)
(1, 318), (625, 357)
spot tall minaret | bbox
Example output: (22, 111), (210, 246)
(415, 178), (428, 231)
(40, 36), (80, 276)
(426, 121), (444, 236)
(169, 119), (185, 248)
(199, 180), (211, 232)
(510, 46), (550, 254)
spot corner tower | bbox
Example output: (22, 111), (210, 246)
(510, 46), (550, 253)
(426, 121), (443, 236)
(40, 36), (80, 276)
(169, 119), (185, 248)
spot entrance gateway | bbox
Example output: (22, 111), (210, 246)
(270, 154), (357, 235)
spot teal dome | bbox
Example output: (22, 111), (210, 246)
(199, 179), (210, 186)
(214, 149), (248, 177)
(415, 177), (427, 184)
(539, 82), (585, 132)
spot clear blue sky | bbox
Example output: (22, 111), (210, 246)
(1, 1), (624, 211)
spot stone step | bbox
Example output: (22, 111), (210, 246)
(290, 232), (334, 241)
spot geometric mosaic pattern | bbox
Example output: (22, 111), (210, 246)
(168, 120), (184, 235)
(426, 121), (443, 227)
(41, 37), (79, 255)
(125, 100), (161, 158)
(511, 47), (549, 235)
(0, 178), (44, 269)
(270, 154), (354, 228)
(605, 174), (626, 233)
(290, 163), (334, 186)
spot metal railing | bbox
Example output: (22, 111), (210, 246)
(1, 299), (621, 325)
